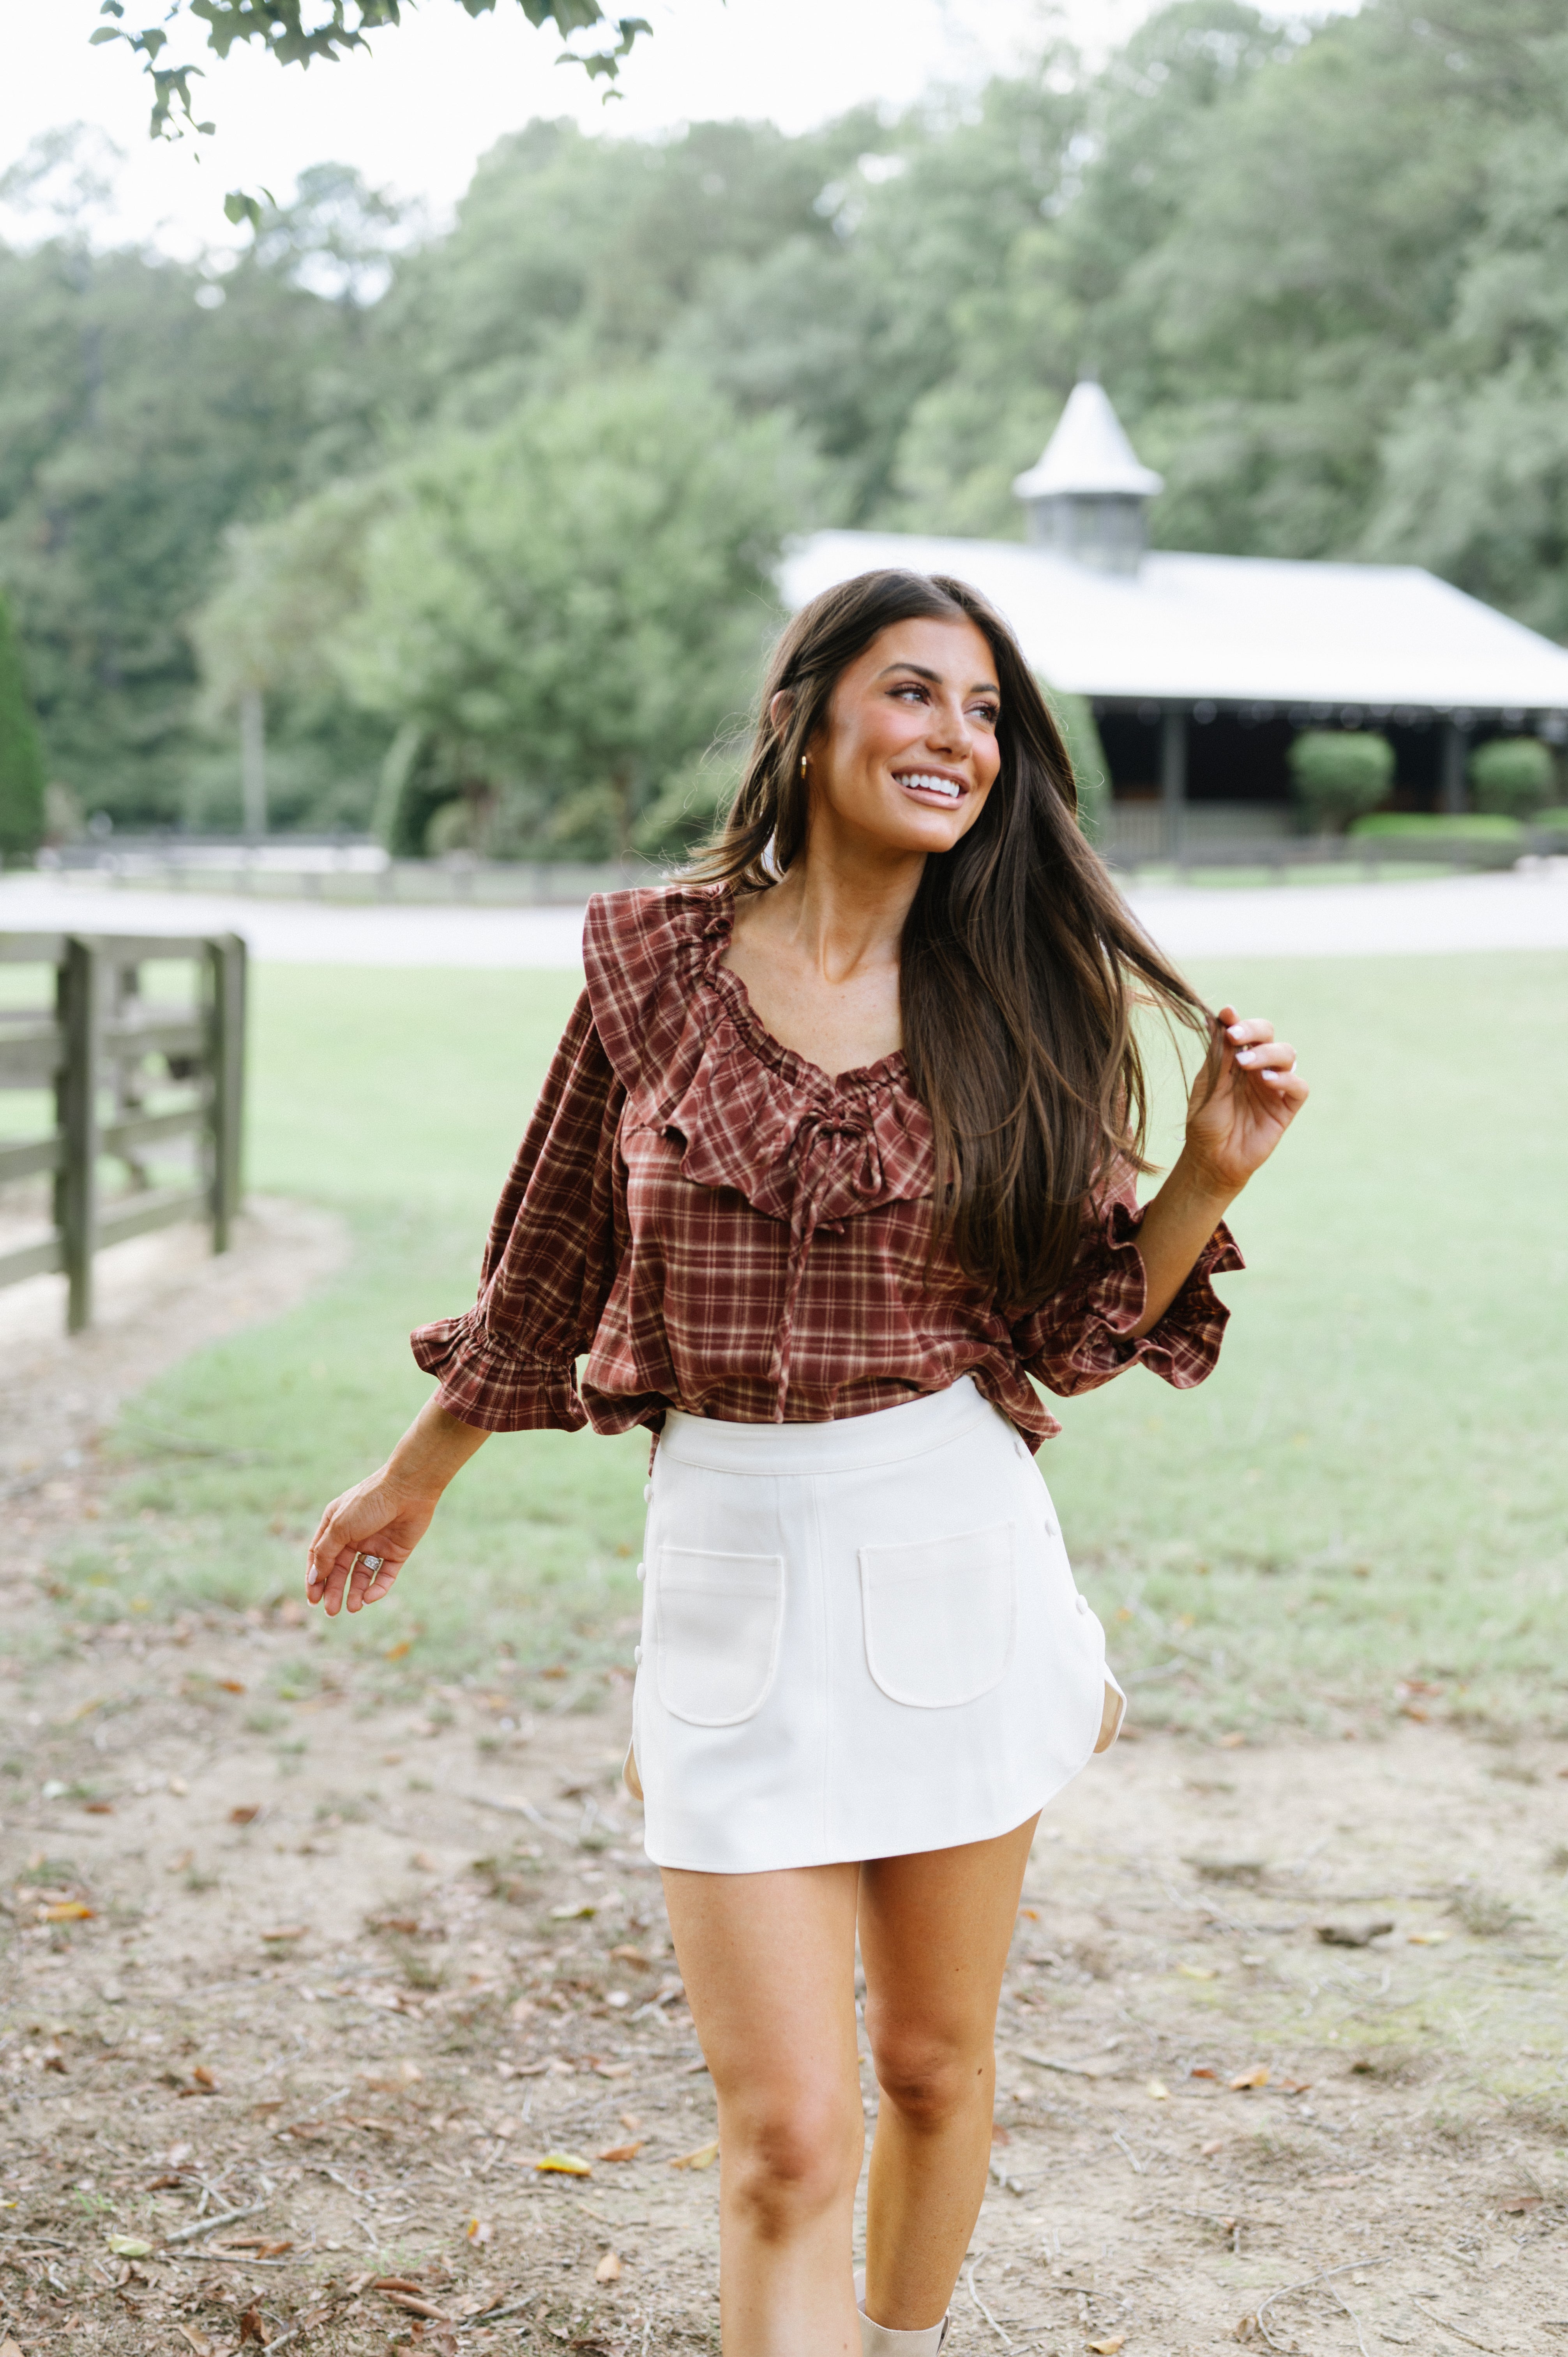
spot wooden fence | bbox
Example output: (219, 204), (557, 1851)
(0, 931), (245, 1332)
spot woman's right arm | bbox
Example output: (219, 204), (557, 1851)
(306, 1395), (491, 1617)
(305, 983), (628, 1619)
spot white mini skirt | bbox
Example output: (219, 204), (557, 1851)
(629, 1377), (1123, 1875)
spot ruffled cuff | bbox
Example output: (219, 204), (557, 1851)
(1018, 1198), (1243, 1397)
(410, 1306), (588, 1434)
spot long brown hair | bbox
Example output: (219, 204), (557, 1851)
(690, 569), (1213, 1307)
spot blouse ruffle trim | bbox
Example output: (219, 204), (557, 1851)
(410, 1306), (586, 1434)
(583, 885), (934, 1227)
(1021, 1195), (1242, 1393)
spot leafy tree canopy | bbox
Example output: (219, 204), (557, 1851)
(4, 0), (1568, 839)
(93, 0), (651, 221)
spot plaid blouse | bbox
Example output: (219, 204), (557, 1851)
(410, 885), (1242, 1448)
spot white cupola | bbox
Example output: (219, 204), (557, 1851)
(1012, 380), (1164, 575)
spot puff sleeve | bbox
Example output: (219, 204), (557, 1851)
(409, 989), (625, 1431)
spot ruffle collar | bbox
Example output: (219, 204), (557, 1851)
(584, 883), (934, 1230)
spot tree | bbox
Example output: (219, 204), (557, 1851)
(92, 2), (653, 222)
(0, 157), (395, 825)
(327, 372), (814, 858)
(0, 589), (46, 859)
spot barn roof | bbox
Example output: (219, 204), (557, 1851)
(780, 529), (1568, 721)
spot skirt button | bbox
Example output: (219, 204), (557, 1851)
(1075, 1593), (1090, 1615)
(642, 1481), (653, 1502)
(634, 1645), (644, 1665)
(636, 1561), (646, 1582)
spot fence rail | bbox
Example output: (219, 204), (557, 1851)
(0, 930), (245, 1330)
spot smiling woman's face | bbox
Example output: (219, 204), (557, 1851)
(796, 615), (1003, 861)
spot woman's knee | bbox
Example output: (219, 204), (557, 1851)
(720, 2080), (863, 2236)
(865, 2018), (989, 2131)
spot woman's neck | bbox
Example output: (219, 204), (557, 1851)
(752, 834), (923, 988)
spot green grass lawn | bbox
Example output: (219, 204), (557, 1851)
(51, 951), (1568, 1739)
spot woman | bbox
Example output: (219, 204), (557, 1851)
(307, 571), (1306, 2357)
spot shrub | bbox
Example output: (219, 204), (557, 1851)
(1287, 730), (1394, 832)
(0, 590), (46, 860)
(1531, 805), (1568, 837)
(1045, 688), (1110, 844)
(1468, 735), (1556, 818)
(1350, 812), (1522, 842)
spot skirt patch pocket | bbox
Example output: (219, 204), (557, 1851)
(654, 1547), (785, 1728)
(859, 1521), (1016, 1710)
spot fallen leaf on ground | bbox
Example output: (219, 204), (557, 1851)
(107, 2235), (154, 2257)
(595, 2060), (635, 2078)
(371, 2279), (429, 2296)
(384, 1640), (413, 1659)
(260, 1926), (307, 1943)
(1087, 2338), (1126, 2353)
(550, 1902), (596, 1920)
(1178, 1964), (1217, 1980)
(219, 1680), (247, 1696)
(597, 2141), (645, 2163)
(1499, 2195), (1542, 2213)
(620, 2112), (643, 2131)
(991, 2124), (1011, 2146)
(465, 2217), (492, 2244)
(1229, 2068), (1270, 2091)
(229, 1805), (261, 1825)
(1315, 1919), (1393, 1948)
(669, 2139), (720, 2171)
(42, 1901), (93, 1921)
(191, 2065), (219, 2090)
(1200, 2138), (1227, 2156)
(237, 2308), (268, 2345)
(1190, 2067), (1218, 2080)
(168, 1777), (189, 1796)
(176, 2329), (215, 2356)
(1217, 1732), (1246, 1748)
(535, 2151), (593, 2177)
(1276, 2078), (1312, 2094)
(1407, 1930), (1450, 1945)
(609, 1944), (653, 1970)
(380, 2291), (450, 2320)
(596, 2251), (623, 2282)
(1146, 2079), (1170, 2100)
(82, 1800), (115, 1814)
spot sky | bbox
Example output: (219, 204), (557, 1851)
(0, 0), (1163, 260)
(0, 1), (1360, 263)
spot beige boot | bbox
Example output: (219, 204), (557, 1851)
(855, 2267), (949, 2356)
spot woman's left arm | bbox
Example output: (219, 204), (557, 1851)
(1131, 1005), (1308, 1338)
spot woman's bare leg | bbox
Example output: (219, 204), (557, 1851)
(857, 1815), (1039, 2331)
(662, 1862), (864, 2357)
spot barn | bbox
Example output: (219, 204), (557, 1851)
(782, 383), (1568, 856)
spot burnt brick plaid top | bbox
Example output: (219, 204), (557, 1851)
(410, 885), (1242, 1447)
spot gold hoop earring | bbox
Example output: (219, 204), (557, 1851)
(800, 755), (808, 777)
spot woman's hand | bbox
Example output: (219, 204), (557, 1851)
(1182, 1004), (1308, 1196)
(305, 1395), (491, 1618)
(306, 1472), (438, 1617)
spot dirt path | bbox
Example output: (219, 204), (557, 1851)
(2, 1226), (1565, 2357)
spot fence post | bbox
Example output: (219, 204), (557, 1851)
(208, 931), (246, 1252)
(59, 936), (101, 1334)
